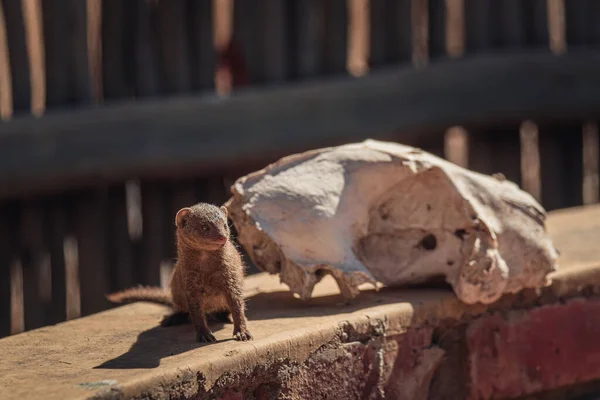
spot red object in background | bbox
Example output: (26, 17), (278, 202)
(216, 37), (249, 92)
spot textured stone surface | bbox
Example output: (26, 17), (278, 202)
(0, 204), (598, 400)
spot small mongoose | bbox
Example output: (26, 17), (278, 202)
(107, 202), (253, 343)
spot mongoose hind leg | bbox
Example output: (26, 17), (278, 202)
(160, 312), (190, 327)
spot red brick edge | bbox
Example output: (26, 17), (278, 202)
(467, 298), (600, 400)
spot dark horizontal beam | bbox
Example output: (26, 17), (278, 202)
(2, 50), (600, 200)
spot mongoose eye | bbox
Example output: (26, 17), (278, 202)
(201, 224), (210, 232)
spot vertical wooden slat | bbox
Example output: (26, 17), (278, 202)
(157, 0), (190, 94)
(133, 0), (159, 97)
(0, 204), (13, 337)
(520, 121), (542, 202)
(347, 0), (368, 77)
(428, 0), (445, 59)
(369, 0), (386, 67)
(233, 0), (289, 83)
(323, 0), (348, 75)
(188, 0), (215, 91)
(564, 0), (588, 47)
(498, 0), (526, 48)
(547, 0), (566, 54)
(71, 0), (93, 103)
(582, 121), (599, 205)
(444, 126), (468, 167)
(2, 0), (30, 114)
(43, 0), (93, 106)
(74, 190), (110, 316)
(234, 0), (261, 83)
(445, 0), (464, 57)
(294, 0), (324, 77)
(102, 0), (127, 99)
(465, 0), (493, 52)
(20, 202), (53, 330)
(468, 128), (522, 187)
(386, 0), (412, 64)
(140, 182), (166, 286)
(262, 0), (288, 82)
(47, 198), (67, 324)
(589, 0), (600, 46)
(539, 124), (584, 211)
(523, 0), (548, 48)
(165, 181), (197, 260)
(0, 1), (12, 118)
(107, 185), (135, 292)
(87, 0), (102, 102)
(47, 0), (92, 104)
(41, 0), (69, 107)
(21, 0), (44, 115)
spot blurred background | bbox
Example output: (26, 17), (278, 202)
(0, 0), (598, 339)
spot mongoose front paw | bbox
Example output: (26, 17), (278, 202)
(233, 328), (253, 341)
(196, 330), (217, 343)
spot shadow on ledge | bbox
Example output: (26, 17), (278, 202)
(94, 320), (228, 369)
(94, 280), (454, 370)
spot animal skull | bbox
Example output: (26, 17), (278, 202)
(225, 140), (558, 305)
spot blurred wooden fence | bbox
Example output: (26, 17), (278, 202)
(0, 0), (599, 338)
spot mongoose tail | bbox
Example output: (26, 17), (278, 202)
(106, 286), (173, 307)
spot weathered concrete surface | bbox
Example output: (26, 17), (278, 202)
(0, 204), (598, 400)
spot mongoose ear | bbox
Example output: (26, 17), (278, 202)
(175, 207), (192, 227)
(220, 206), (229, 218)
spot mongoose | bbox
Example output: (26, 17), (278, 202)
(107, 203), (252, 343)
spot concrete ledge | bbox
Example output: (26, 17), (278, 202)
(1, 204), (599, 400)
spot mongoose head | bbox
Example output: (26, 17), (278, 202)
(175, 203), (231, 251)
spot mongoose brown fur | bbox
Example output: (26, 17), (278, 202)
(107, 202), (252, 343)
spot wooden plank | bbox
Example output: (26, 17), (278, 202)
(261, 0), (288, 82)
(19, 202), (53, 331)
(323, 0), (347, 75)
(2, 0), (30, 114)
(0, 203), (14, 337)
(465, 0), (493, 51)
(1, 50), (600, 199)
(539, 123), (584, 211)
(445, 0), (465, 58)
(165, 180), (196, 259)
(293, 0), (324, 77)
(0, 1), (12, 118)
(187, 0), (215, 91)
(139, 182), (165, 286)
(547, 0), (566, 54)
(133, 0), (159, 97)
(385, 0), (412, 63)
(498, 0), (526, 48)
(468, 126), (522, 186)
(73, 190), (110, 316)
(156, 0), (190, 94)
(582, 121), (599, 205)
(102, 0), (127, 99)
(428, 0), (446, 59)
(233, 0), (261, 83)
(565, 0), (588, 47)
(411, 0), (429, 67)
(523, 0), (548, 48)
(41, 0), (70, 107)
(107, 185), (134, 292)
(46, 197), (67, 324)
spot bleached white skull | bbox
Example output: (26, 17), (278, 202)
(225, 140), (558, 305)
